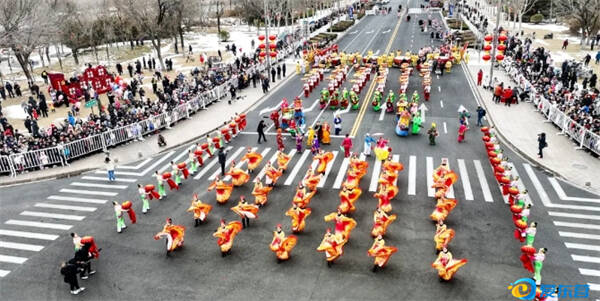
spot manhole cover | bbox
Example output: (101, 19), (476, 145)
(572, 163), (588, 170)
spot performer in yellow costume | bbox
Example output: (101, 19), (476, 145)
(432, 248), (468, 281)
(270, 224), (298, 262)
(241, 148), (263, 173)
(207, 176), (234, 204)
(367, 235), (398, 272)
(285, 204), (312, 233)
(186, 193), (212, 226)
(226, 161), (250, 186)
(213, 219), (243, 257)
(338, 183), (362, 214)
(153, 218), (185, 256)
(230, 196), (259, 228)
(276, 150), (292, 171)
(252, 179), (272, 207)
(371, 208), (397, 237)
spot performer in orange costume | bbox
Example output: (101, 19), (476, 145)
(317, 228), (346, 267)
(153, 218), (185, 256)
(230, 196), (259, 228)
(226, 161), (250, 186)
(324, 210), (357, 242)
(269, 224), (298, 262)
(213, 219), (243, 257)
(433, 159), (450, 183)
(313, 150), (334, 174)
(285, 204), (312, 233)
(432, 248), (468, 281)
(349, 153), (369, 178)
(367, 235), (398, 272)
(303, 167), (322, 191)
(430, 196), (457, 222)
(338, 183), (362, 214)
(378, 169), (398, 188)
(293, 183), (317, 208)
(207, 175), (234, 204)
(187, 193), (212, 226)
(433, 220), (455, 251)
(252, 179), (272, 207)
(276, 150), (292, 171)
(382, 156), (404, 174)
(371, 208), (397, 237)
(264, 161), (283, 187)
(374, 183), (397, 212)
(241, 147), (262, 173)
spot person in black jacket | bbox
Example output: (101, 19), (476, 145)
(60, 262), (84, 295)
(537, 133), (547, 158)
(73, 245), (95, 279)
(218, 148), (228, 175)
(257, 120), (267, 144)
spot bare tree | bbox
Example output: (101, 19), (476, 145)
(508, 0), (540, 33)
(556, 0), (600, 46)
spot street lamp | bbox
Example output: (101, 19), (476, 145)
(486, 0), (503, 87)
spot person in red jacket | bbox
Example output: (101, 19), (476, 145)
(493, 83), (503, 103)
(477, 69), (483, 86)
(341, 134), (353, 158)
(502, 86), (513, 107)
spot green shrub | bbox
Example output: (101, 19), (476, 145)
(530, 13), (543, 24)
(219, 30), (230, 42)
(330, 20), (355, 32)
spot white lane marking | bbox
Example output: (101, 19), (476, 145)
(588, 283), (600, 291)
(59, 189), (117, 197)
(443, 122), (447, 134)
(333, 158), (350, 189)
(254, 152), (279, 181)
(94, 170), (140, 176)
(34, 203), (96, 212)
(222, 147), (260, 181)
(572, 255), (600, 264)
(369, 159), (383, 192)
(318, 151), (339, 188)
(193, 146), (233, 180)
(443, 158), (455, 199)
(70, 182), (128, 189)
(438, 86), (441, 92)
(81, 176), (137, 183)
(408, 156), (416, 195)
(284, 150), (310, 186)
(0, 241), (44, 252)
(117, 158), (152, 170)
(208, 146), (245, 180)
(523, 163), (550, 207)
(549, 177), (600, 204)
(140, 150), (176, 176)
(47, 195), (108, 204)
(0, 255), (27, 264)
(565, 242), (600, 252)
(554, 221), (600, 230)
(20, 211), (85, 221)
(440, 100), (444, 108)
(5, 220), (72, 230)
(474, 160), (494, 203)
(159, 147), (191, 173)
(549, 212), (600, 220)
(580, 269), (600, 277)
(0, 270), (11, 277)
(457, 159), (473, 200)
(559, 232), (600, 240)
(309, 106), (327, 129)
(379, 107), (386, 121)
(0, 230), (58, 240)
(426, 157), (434, 197)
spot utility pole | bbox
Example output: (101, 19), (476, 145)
(264, 0), (271, 69)
(487, 0), (501, 87)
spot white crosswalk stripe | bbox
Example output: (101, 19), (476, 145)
(70, 182), (128, 189)
(159, 147), (193, 173)
(579, 269), (600, 277)
(588, 283), (600, 291)
(549, 212), (600, 221)
(0, 230), (58, 240)
(426, 157), (434, 197)
(473, 160), (494, 203)
(369, 159), (383, 192)
(47, 195), (108, 204)
(117, 158), (152, 170)
(193, 147), (233, 180)
(408, 156), (416, 195)
(59, 189), (118, 197)
(457, 159), (473, 200)
(0, 255), (27, 264)
(571, 255), (600, 264)
(0, 270), (10, 277)
(5, 220), (72, 230)
(318, 151), (339, 188)
(254, 151), (279, 181)
(332, 157), (350, 189)
(559, 232), (600, 240)
(284, 150), (310, 186)
(34, 203), (96, 212)
(0, 241), (44, 252)
(20, 211), (85, 221)
(81, 176), (137, 183)
(565, 242), (600, 252)
(208, 147), (245, 180)
(554, 221), (600, 230)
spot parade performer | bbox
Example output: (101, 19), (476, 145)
(522, 247), (547, 285)
(432, 248), (468, 281)
(194, 143), (205, 167)
(349, 153), (369, 178)
(324, 210), (357, 242)
(525, 222), (537, 246)
(307, 127), (315, 147)
(368, 235), (398, 272)
(457, 123), (468, 143)
(295, 133), (303, 152)
(378, 170), (399, 191)
(212, 131), (222, 150)
(213, 219), (243, 257)
(286, 204), (312, 233)
(207, 134), (216, 156)
(428, 123), (438, 145)
(162, 171), (178, 190)
(270, 225), (298, 262)
(411, 90), (420, 103)
(154, 171), (166, 198)
(188, 150), (198, 174)
(207, 175), (234, 204)
(338, 183), (362, 214)
(252, 179), (273, 207)
(264, 161), (284, 187)
(383, 155), (404, 174)
(311, 133), (321, 155)
(187, 193), (212, 226)
(320, 88), (330, 109)
(226, 161), (250, 186)
(178, 162), (189, 180)
(350, 90), (359, 110)
(113, 201), (135, 233)
(317, 228), (346, 267)
(137, 184), (152, 214)
(373, 137), (390, 161)
(154, 218), (185, 256)
(229, 118), (238, 137)
(276, 128), (284, 151)
(371, 208), (397, 237)
(170, 161), (182, 186)
(293, 183), (317, 208)
(411, 112), (423, 134)
(385, 90), (396, 113)
(314, 150), (334, 175)
(241, 148), (263, 174)
(374, 183), (397, 212)
(231, 196), (259, 228)
(293, 97), (303, 120)
(363, 133), (376, 157)
(221, 126), (231, 145)
(396, 110), (411, 136)
(329, 90), (339, 110)
(80, 236), (100, 259)
(277, 150), (292, 171)
(303, 167), (322, 192)
(372, 90), (382, 112)
(434, 220), (455, 251)
(341, 88), (349, 109)
(322, 122), (331, 144)
(270, 109), (280, 129)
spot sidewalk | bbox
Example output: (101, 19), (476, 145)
(463, 49), (600, 194)
(0, 61), (294, 186)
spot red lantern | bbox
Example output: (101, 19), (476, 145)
(259, 52), (266, 57)
(484, 35), (493, 42)
(259, 44), (266, 49)
(270, 51), (277, 58)
(497, 44), (506, 52)
(482, 54), (491, 61)
(269, 35), (276, 41)
(269, 43), (277, 49)
(498, 34), (507, 42)
(258, 35), (265, 41)
(483, 44), (492, 51)
(496, 54), (505, 61)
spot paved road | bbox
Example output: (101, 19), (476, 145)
(1, 0), (599, 300)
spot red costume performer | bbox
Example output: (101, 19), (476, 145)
(213, 219), (243, 257)
(293, 183), (317, 208)
(252, 179), (273, 207)
(153, 218), (185, 256)
(241, 148), (263, 173)
(338, 184), (362, 214)
(144, 184), (161, 200)
(285, 204), (312, 233)
(371, 208), (397, 237)
(368, 236), (398, 272)
(317, 228), (346, 267)
(324, 211), (357, 242)
(432, 248), (468, 281)
(269, 224), (298, 262)
(314, 151), (334, 175)
(207, 176), (234, 204)
(162, 172), (178, 190)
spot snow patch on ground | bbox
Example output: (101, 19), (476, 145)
(4, 105), (28, 120)
(521, 23), (569, 32)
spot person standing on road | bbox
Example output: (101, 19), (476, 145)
(427, 123), (438, 145)
(257, 120), (267, 144)
(457, 123), (468, 143)
(105, 157), (116, 181)
(476, 106), (486, 127)
(333, 114), (342, 135)
(218, 148), (228, 176)
(271, 67), (276, 83)
(60, 262), (84, 295)
(282, 64), (287, 77)
(342, 134), (353, 158)
(537, 133), (547, 158)
(363, 133), (376, 156)
(477, 69), (483, 86)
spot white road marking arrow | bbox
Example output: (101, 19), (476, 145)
(365, 30), (374, 34)
(418, 103), (429, 122)
(303, 98), (320, 113)
(382, 29), (391, 34)
(334, 104), (352, 116)
(349, 30), (359, 34)
(259, 100), (283, 116)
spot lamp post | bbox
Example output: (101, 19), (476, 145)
(487, 0), (502, 87)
